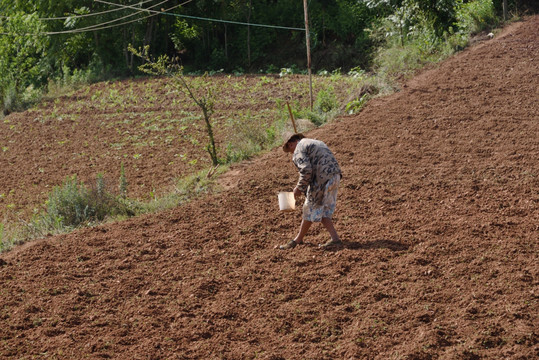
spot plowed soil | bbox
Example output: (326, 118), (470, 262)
(1, 16), (538, 360)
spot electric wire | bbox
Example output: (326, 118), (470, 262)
(0, 0), (182, 36)
(0, 0), (156, 21)
(40, 0), (158, 20)
(1, 0), (304, 36)
(45, 0), (171, 34)
(45, 0), (190, 35)
(96, 0), (305, 31)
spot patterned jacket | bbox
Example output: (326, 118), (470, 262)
(292, 138), (342, 205)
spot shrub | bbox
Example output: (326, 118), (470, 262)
(265, 64), (279, 74)
(45, 176), (92, 227)
(303, 87), (340, 126)
(455, 0), (498, 34)
(44, 175), (131, 228)
(372, 0), (499, 78)
(0, 12), (47, 115)
(314, 86), (338, 113)
(346, 93), (370, 114)
(46, 58), (105, 99)
(1, 81), (20, 115)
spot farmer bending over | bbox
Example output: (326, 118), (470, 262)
(280, 133), (342, 250)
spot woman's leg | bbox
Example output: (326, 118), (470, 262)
(294, 219), (312, 244)
(321, 217), (340, 243)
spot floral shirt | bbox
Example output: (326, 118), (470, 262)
(293, 138), (342, 205)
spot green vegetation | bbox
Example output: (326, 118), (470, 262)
(371, 0), (500, 78)
(44, 174), (132, 228)
(0, 0), (528, 251)
(302, 86), (340, 126)
(130, 45), (221, 166)
(0, 12), (46, 115)
(0, 164), (228, 252)
(1, 0), (529, 115)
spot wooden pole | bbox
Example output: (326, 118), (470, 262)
(303, 0), (313, 110)
(286, 101), (298, 133)
(502, 0), (508, 21)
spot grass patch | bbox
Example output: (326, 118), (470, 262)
(135, 165), (229, 214)
(372, 0), (499, 79)
(0, 165), (229, 253)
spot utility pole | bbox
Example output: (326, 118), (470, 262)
(303, 0), (313, 110)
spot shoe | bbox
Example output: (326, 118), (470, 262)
(319, 239), (342, 249)
(279, 240), (297, 250)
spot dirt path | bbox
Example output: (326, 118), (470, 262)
(0, 16), (537, 359)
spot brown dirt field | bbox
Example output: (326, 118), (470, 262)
(1, 16), (538, 360)
(1, 73), (341, 223)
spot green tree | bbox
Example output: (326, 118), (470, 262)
(130, 45), (220, 166)
(0, 12), (47, 114)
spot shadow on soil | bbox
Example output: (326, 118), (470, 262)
(342, 239), (409, 252)
(303, 239), (409, 252)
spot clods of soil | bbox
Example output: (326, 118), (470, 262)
(0, 16), (537, 360)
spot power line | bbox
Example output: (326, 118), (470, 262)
(44, 0), (171, 34)
(41, 0), (158, 20)
(163, 13), (305, 31)
(47, 0), (191, 35)
(0, 0), (179, 36)
(1, 0), (304, 36)
(0, 0), (156, 21)
(0, 0), (174, 36)
(96, 0), (305, 31)
(0, 0), (177, 35)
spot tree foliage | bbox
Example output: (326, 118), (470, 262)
(0, 12), (47, 114)
(0, 0), (526, 113)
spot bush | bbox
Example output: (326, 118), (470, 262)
(372, 0), (500, 77)
(46, 58), (105, 98)
(45, 176), (92, 227)
(0, 12), (47, 115)
(346, 93), (370, 114)
(302, 87), (340, 126)
(455, 0), (498, 34)
(314, 87), (338, 113)
(44, 175), (131, 228)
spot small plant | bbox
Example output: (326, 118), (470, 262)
(348, 66), (366, 79)
(279, 66), (301, 77)
(296, 86), (342, 126)
(2, 81), (20, 115)
(279, 68), (293, 77)
(45, 176), (93, 227)
(346, 93), (370, 114)
(314, 87), (338, 113)
(266, 64), (279, 73)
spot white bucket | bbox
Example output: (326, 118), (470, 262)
(278, 192), (295, 212)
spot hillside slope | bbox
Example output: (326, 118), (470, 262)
(1, 16), (537, 359)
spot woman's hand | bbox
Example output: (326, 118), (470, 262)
(293, 187), (302, 199)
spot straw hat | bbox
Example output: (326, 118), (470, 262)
(282, 132), (305, 152)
